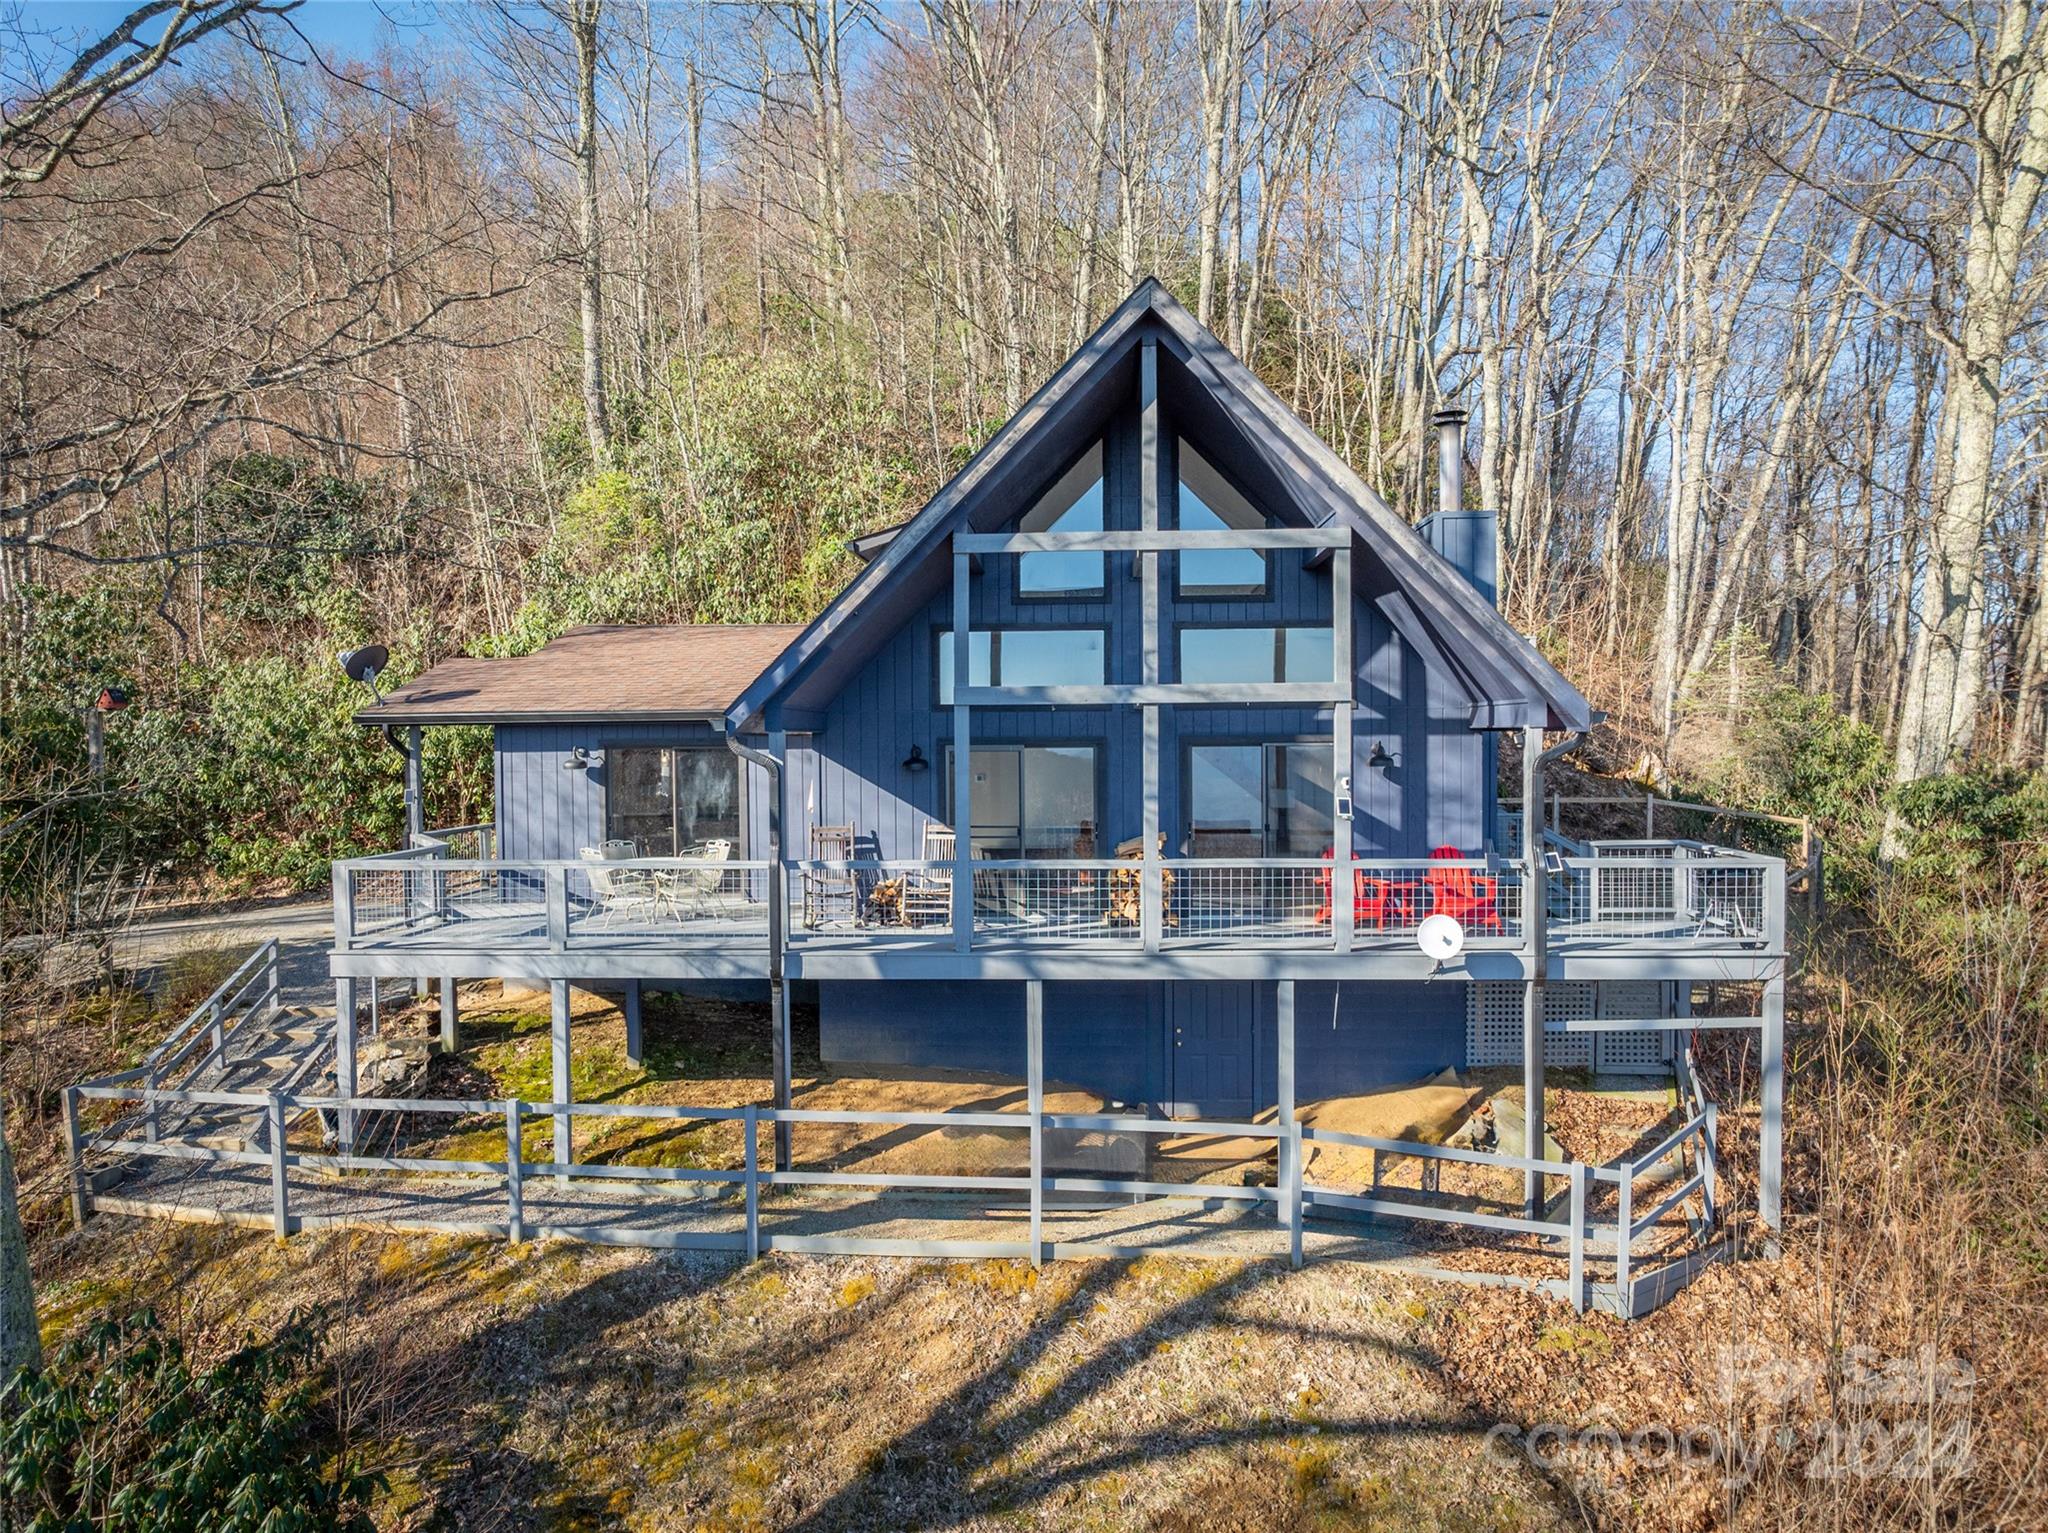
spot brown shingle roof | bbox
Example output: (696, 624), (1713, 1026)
(357, 624), (803, 726)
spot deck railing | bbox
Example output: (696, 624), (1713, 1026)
(65, 1070), (1727, 1316)
(336, 834), (1781, 958)
(334, 855), (772, 951)
(1547, 848), (1777, 946)
(785, 854), (1539, 948)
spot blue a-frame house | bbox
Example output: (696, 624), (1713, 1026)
(338, 280), (1788, 1231)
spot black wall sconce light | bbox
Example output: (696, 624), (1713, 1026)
(1366, 740), (1394, 769)
(902, 743), (930, 773)
(564, 746), (603, 772)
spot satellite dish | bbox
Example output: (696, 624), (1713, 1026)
(340, 644), (389, 705)
(1417, 913), (1465, 963)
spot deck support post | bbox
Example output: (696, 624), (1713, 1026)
(1025, 980), (1043, 1268)
(1520, 724), (1548, 1219)
(333, 977), (357, 1154)
(623, 980), (643, 1068)
(439, 976), (458, 1054)
(771, 978), (792, 1171)
(1278, 980), (1300, 1267)
(1759, 967), (1785, 1243)
(504, 1100), (524, 1242)
(406, 726), (428, 998)
(551, 980), (572, 1186)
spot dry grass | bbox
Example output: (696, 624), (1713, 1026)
(32, 1221), (1564, 1532)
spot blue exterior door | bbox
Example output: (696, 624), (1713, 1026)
(1167, 982), (1256, 1118)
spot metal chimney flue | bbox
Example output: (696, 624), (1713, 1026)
(1432, 407), (1467, 517)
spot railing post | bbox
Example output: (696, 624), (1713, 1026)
(505, 1100), (524, 1244)
(744, 1105), (760, 1262)
(1025, 981), (1044, 1268)
(1645, 796), (1656, 839)
(62, 1086), (89, 1229)
(208, 1000), (224, 1068)
(1701, 1103), (1719, 1226)
(1615, 1171), (1633, 1317)
(1568, 1162), (1588, 1314)
(267, 1091), (290, 1239)
(331, 862), (353, 952)
(546, 864), (571, 949)
(144, 1062), (160, 1144)
(1287, 1121), (1303, 1269)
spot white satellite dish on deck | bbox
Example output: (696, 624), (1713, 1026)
(1417, 913), (1465, 964)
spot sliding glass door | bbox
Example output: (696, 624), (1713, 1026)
(1185, 742), (1333, 857)
(606, 746), (742, 856)
(945, 744), (1099, 857)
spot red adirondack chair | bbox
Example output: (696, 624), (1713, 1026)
(1424, 845), (1502, 933)
(1316, 846), (1395, 929)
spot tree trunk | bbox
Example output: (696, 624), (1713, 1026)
(569, 0), (614, 470)
(0, 1108), (39, 1376)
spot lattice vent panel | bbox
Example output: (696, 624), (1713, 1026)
(1466, 981), (1668, 1068)
(1593, 981), (1672, 1073)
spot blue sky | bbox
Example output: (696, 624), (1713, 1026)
(9, 1), (451, 73)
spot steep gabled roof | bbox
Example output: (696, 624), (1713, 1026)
(727, 279), (1592, 735)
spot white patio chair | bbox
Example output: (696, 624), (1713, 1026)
(580, 847), (660, 930)
(661, 839), (734, 922)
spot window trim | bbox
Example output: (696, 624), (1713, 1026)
(1180, 735), (1336, 859)
(601, 740), (747, 857)
(1174, 622), (1337, 686)
(942, 740), (1105, 858)
(931, 625), (1111, 707)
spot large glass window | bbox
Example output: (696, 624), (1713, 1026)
(1176, 441), (1269, 594)
(1186, 742), (1333, 857)
(935, 628), (1106, 704)
(1018, 443), (1105, 597)
(606, 746), (741, 856)
(1179, 626), (1334, 685)
(945, 745), (1099, 857)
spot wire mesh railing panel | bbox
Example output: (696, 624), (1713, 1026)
(1166, 862), (1329, 941)
(1315, 860), (1527, 942)
(565, 861), (771, 942)
(1549, 855), (1774, 944)
(969, 861), (1136, 942)
(340, 858), (771, 948)
(346, 862), (539, 944)
(786, 860), (956, 936)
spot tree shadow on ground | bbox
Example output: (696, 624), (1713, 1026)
(778, 1257), (1550, 1531)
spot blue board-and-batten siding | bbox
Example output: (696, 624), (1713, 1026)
(816, 979), (1467, 1115)
(494, 721), (771, 863)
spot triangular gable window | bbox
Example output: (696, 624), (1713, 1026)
(1017, 441), (1105, 598)
(1176, 441), (1269, 595)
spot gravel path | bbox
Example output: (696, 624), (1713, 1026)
(108, 896), (336, 1003)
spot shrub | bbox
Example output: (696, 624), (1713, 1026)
(0, 1309), (380, 1531)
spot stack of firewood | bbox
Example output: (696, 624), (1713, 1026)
(1107, 834), (1175, 927)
